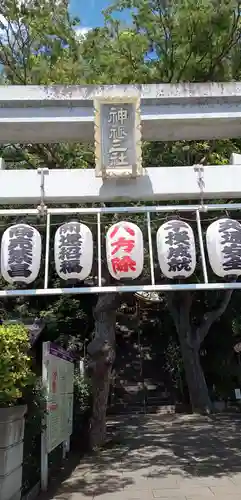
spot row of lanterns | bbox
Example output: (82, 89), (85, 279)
(0, 218), (240, 285)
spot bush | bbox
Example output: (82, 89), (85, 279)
(0, 323), (35, 407)
(74, 371), (91, 413)
(71, 370), (92, 451)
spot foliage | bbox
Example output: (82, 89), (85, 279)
(202, 305), (241, 401)
(0, 0), (94, 170)
(0, 323), (35, 406)
(0, 0), (241, 421)
(74, 370), (91, 413)
(0, 0), (81, 85)
(72, 370), (92, 449)
(22, 378), (46, 494)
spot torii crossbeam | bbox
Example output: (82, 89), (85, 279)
(0, 82), (241, 144)
(0, 83), (240, 296)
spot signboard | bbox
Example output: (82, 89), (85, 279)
(235, 388), (241, 400)
(94, 95), (142, 178)
(42, 342), (74, 453)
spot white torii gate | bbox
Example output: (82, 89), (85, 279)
(1, 82), (241, 296)
(1, 82), (241, 144)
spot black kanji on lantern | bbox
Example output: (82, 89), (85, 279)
(165, 220), (192, 273)
(58, 222), (83, 275)
(8, 225), (33, 278)
(219, 219), (241, 272)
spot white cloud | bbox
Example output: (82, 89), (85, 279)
(0, 15), (7, 27)
(0, 14), (13, 44)
(0, 13), (27, 46)
(74, 26), (91, 40)
(0, 12), (92, 47)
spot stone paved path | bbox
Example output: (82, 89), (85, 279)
(43, 413), (241, 499)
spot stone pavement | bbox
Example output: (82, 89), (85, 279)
(42, 413), (241, 499)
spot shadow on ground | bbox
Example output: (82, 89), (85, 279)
(39, 413), (241, 498)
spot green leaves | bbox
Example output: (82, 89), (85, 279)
(0, 0), (81, 85)
(74, 371), (91, 413)
(0, 0), (241, 387)
(99, 0), (241, 84)
(0, 323), (35, 407)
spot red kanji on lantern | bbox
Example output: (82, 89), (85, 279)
(111, 236), (135, 255)
(107, 221), (143, 280)
(110, 223), (136, 255)
(110, 224), (135, 239)
(111, 256), (136, 273)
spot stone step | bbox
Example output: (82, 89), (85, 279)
(108, 403), (175, 415)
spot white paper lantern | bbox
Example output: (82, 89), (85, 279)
(54, 221), (93, 281)
(106, 221), (144, 280)
(156, 220), (196, 279)
(1, 224), (41, 284)
(206, 218), (241, 277)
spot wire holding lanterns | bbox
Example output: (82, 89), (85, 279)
(36, 167), (50, 289)
(0, 203), (240, 296)
(37, 167), (49, 216)
(194, 164), (207, 213)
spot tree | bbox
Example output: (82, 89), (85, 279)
(83, 0), (241, 413)
(0, 0), (101, 441)
(0, 0), (124, 449)
(166, 290), (234, 412)
(87, 293), (120, 448)
(1, 0), (241, 447)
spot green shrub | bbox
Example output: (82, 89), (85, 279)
(74, 371), (91, 413)
(0, 323), (35, 407)
(72, 371), (92, 450)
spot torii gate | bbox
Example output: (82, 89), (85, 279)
(1, 82), (241, 296)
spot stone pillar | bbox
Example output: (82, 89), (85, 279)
(0, 406), (27, 500)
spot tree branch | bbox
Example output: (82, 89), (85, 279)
(206, 5), (241, 80)
(196, 289), (234, 345)
(175, 26), (196, 83)
(0, 8), (27, 84)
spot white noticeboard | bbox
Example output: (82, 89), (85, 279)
(235, 388), (241, 400)
(41, 342), (74, 491)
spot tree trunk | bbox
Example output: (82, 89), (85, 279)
(87, 293), (119, 449)
(178, 333), (212, 413)
(89, 361), (113, 449)
(167, 290), (234, 415)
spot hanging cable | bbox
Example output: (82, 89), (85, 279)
(194, 164), (208, 212)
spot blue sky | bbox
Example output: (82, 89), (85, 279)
(69, 0), (129, 29)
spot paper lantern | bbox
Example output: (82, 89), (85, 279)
(106, 221), (144, 280)
(206, 218), (241, 277)
(156, 220), (196, 279)
(1, 224), (41, 284)
(54, 221), (93, 281)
